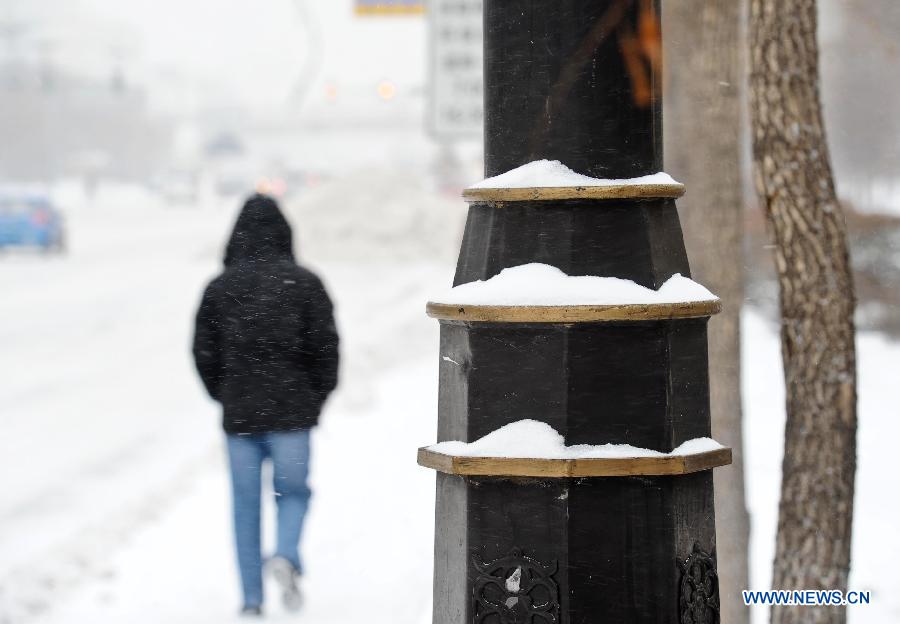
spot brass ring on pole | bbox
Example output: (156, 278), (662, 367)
(417, 446), (732, 478)
(425, 300), (721, 323)
(462, 183), (685, 203)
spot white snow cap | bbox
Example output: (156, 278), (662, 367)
(469, 159), (680, 189)
(430, 263), (717, 306)
(428, 419), (724, 459)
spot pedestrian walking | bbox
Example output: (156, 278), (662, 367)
(192, 194), (339, 616)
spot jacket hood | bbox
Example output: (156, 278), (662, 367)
(224, 194), (295, 267)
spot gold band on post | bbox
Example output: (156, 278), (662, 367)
(417, 447), (733, 478)
(425, 300), (722, 323)
(462, 183), (685, 203)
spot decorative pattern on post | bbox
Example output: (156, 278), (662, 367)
(472, 549), (560, 624)
(419, 1), (729, 622)
(678, 543), (721, 624)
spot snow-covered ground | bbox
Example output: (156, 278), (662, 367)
(0, 181), (897, 623)
(743, 313), (900, 623)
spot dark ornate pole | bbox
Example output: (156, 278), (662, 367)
(420, 1), (729, 622)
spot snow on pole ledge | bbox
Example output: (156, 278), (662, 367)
(429, 263), (718, 306)
(469, 160), (681, 189)
(427, 419), (725, 459)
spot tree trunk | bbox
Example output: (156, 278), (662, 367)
(748, 2), (858, 623)
(663, 2), (750, 622)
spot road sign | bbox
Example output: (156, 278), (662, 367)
(354, 0), (425, 16)
(427, 0), (483, 139)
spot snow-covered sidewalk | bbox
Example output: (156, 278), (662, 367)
(22, 361), (437, 624)
(0, 197), (444, 624)
(743, 313), (900, 623)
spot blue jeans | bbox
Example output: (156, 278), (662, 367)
(226, 430), (312, 609)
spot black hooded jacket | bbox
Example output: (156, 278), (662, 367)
(193, 195), (339, 433)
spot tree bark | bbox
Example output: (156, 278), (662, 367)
(749, 2), (858, 623)
(663, 2), (750, 622)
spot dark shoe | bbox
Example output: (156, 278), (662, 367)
(267, 556), (303, 612)
(240, 606), (263, 617)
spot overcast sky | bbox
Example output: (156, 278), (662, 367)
(6, 0), (426, 113)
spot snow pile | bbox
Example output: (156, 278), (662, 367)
(469, 160), (680, 189)
(427, 419), (724, 459)
(286, 169), (466, 263)
(430, 263), (717, 306)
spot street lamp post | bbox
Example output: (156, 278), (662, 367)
(420, 2), (728, 623)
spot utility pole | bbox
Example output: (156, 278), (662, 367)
(419, 1), (730, 622)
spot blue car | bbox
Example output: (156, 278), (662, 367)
(0, 193), (65, 252)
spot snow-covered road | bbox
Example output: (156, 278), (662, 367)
(0, 185), (897, 623)
(0, 191), (444, 623)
